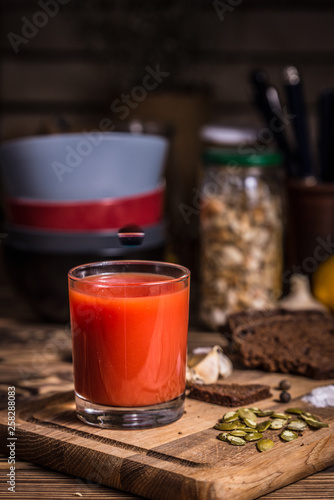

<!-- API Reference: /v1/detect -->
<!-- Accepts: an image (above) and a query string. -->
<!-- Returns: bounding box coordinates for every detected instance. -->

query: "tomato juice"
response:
[69,271,190,408]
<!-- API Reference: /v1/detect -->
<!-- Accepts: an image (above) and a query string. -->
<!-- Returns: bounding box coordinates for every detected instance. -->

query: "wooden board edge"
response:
[0,422,125,490]
[1,418,334,500]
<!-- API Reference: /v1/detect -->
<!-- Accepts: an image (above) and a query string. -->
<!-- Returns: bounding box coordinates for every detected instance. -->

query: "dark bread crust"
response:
[227,309,329,330]
[186,383,271,407]
[228,309,334,379]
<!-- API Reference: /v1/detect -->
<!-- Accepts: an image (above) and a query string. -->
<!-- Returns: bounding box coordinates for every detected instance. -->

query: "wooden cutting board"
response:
[1,370,333,500]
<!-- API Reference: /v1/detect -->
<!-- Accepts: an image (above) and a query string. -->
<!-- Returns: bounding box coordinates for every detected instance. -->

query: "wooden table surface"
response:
[0,277,333,500]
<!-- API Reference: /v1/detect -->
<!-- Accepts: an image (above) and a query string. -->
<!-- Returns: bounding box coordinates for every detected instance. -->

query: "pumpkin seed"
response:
[214,422,239,431]
[285,408,304,415]
[300,415,329,428]
[217,432,229,442]
[244,432,263,442]
[303,411,320,420]
[248,407,261,413]
[286,419,307,432]
[227,435,246,446]
[242,417,257,428]
[270,419,286,430]
[280,430,298,441]
[214,405,329,450]
[222,411,239,422]
[257,420,271,432]
[235,422,247,429]
[257,410,274,417]
[238,408,257,422]
[271,412,290,420]
[230,430,247,437]
[257,438,275,452]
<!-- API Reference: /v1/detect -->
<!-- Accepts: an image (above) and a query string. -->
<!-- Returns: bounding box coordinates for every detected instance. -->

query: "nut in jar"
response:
[199,149,284,330]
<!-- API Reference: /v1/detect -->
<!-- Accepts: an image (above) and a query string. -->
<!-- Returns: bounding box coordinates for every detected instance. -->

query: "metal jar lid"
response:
[200,125,260,147]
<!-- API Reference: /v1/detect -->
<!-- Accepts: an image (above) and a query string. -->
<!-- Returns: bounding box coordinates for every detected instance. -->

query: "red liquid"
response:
[69,272,189,407]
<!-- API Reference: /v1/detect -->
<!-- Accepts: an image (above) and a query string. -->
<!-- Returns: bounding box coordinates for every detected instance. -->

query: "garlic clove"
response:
[216,345,233,378]
[186,345,233,384]
[279,274,329,312]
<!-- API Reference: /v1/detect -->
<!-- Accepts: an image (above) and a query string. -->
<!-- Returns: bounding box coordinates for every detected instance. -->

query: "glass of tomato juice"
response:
[68,260,190,429]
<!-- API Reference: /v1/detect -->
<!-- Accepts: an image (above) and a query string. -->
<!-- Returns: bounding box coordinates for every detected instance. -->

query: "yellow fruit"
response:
[312,255,334,312]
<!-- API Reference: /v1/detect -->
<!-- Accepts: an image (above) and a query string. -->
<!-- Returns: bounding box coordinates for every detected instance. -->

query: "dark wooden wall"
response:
[0,0,334,291]
[1,0,334,141]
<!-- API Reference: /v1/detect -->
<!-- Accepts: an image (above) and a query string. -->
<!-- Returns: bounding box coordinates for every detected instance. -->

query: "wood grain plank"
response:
[2,9,334,53]
[1,455,334,500]
[2,0,334,8]
[1,373,333,500]
[1,13,85,51]
[0,456,140,499]
[2,59,332,108]
[0,61,122,102]
[198,10,334,53]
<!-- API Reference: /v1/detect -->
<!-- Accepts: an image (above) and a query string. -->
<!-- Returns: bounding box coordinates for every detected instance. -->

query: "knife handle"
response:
[250,69,296,177]
[283,66,314,179]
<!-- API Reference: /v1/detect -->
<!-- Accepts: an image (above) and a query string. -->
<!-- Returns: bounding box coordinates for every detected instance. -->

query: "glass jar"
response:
[199,148,285,330]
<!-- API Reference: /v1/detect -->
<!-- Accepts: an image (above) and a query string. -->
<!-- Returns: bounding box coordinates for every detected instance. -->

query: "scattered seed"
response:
[270,419,286,430]
[222,411,239,422]
[214,422,239,431]
[257,438,275,452]
[243,417,258,429]
[300,414,329,428]
[230,430,247,437]
[285,408,304,415]
[271,412,290,420]
[227,435,246,446]
[303,411,319,420]
[215,406,329,451]
[286,420,308,432]
[257,420,271,432]
[280,430,298,441]
[249,407,261,413]
[244,432,263,442]
[235,422,247,429]
[217,432,229,442]
[238,408,257,422]
[257,410,274,417]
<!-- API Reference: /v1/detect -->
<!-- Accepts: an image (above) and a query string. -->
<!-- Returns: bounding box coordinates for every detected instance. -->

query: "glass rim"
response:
[68,260,191,287]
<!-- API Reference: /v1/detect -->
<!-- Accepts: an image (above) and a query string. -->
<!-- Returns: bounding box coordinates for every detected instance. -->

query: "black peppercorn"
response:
[280,390,291,403]
[278,379,291,391]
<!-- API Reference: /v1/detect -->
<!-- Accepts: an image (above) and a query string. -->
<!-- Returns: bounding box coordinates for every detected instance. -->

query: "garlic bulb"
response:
[186,345,233,384]
[279,274,328,312]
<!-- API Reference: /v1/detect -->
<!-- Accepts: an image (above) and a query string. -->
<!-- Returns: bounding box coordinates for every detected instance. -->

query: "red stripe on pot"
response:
[6,186,164,232]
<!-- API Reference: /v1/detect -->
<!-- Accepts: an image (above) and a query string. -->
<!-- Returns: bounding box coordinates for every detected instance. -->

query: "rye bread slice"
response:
[186,383,271,407]
[228,309,334,379]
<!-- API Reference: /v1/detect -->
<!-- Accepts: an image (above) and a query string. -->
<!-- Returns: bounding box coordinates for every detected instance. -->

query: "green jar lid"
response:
[202,148,283,167]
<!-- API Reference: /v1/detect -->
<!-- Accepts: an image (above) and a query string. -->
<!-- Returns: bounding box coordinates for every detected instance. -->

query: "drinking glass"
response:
[68,260,190,429]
